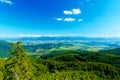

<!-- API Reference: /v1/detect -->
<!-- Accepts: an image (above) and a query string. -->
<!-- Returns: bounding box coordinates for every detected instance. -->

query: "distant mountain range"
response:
[1,36,120,41]
[0,37,120,57]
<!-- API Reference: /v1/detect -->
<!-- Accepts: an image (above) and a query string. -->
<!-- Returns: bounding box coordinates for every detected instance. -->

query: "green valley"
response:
[0,39,120,80]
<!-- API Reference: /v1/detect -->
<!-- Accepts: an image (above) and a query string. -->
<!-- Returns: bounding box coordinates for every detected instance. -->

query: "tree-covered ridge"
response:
[0,42,120,80]
[40,49,120,68]
[0,40,10,57]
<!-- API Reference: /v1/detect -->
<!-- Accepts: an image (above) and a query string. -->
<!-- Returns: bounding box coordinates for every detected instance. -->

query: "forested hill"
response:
[0,40,10,57]
[0,42,120,80]
[101,47,120,56]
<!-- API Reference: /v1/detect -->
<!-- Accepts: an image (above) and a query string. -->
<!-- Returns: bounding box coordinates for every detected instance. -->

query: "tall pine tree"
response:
[4,41,34,80]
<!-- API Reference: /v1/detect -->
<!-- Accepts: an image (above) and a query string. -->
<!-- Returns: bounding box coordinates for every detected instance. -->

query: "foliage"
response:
[3,42,34,80]
[41,50,120,68]
[0,40,10,57]
[0,41,120,80]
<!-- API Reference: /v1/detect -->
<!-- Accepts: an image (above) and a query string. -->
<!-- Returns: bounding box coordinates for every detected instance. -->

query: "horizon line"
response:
[0,34,120,38]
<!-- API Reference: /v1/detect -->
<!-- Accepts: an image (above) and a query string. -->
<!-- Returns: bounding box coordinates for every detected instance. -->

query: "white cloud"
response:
[63,10,73,15]
[0,0,12,4]
[56,8,82,22]
[56,18,63,21]
[72,9,81,15]
[78,19,83,22]
[64,18,75,22]
[63,8,81,15]
[19,34,63,37]
[56,18,76,22]
[20,34,42,37]
[56,18,83,22]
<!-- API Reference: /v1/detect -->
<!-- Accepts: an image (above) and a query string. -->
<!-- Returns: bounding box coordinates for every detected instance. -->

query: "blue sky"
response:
[0,0,120,37]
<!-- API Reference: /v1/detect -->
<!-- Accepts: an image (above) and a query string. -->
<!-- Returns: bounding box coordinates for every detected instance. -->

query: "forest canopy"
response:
[0,41,120,80]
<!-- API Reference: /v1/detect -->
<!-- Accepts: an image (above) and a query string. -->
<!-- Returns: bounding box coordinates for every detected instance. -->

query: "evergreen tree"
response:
[4,41,34,80]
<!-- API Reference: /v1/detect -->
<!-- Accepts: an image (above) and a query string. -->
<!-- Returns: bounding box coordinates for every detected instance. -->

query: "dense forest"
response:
[0,41,120,80]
